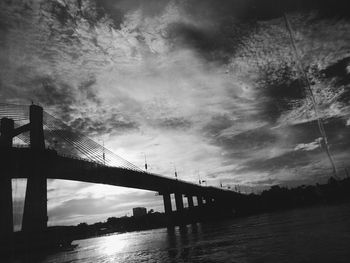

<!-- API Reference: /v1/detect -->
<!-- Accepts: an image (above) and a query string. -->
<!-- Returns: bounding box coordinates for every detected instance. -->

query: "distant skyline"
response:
[1,0,349,227]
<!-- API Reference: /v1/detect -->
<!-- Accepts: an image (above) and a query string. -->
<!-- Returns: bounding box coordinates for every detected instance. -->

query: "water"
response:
[10,203,350,263]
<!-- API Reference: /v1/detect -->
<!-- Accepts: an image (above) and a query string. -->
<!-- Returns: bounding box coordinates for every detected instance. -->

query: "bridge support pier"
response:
[0,118,14,250]
[22,173,48,233]
[175,193,184,211]
[175,193,185,225]
[162,193,173,226]
[22,105,48,233]
[197,196,204,207]
[205,197,213,205]
[204,197,214,210]
[187,195,194,208]
[163,193,172,215]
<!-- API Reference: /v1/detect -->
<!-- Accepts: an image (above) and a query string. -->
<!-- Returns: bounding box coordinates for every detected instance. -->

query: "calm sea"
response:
[9,202,350,263]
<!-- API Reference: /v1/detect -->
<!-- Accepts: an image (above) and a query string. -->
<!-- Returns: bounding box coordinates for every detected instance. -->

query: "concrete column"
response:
[187,195,194,208]
[0,118,14,246]
[175,193,184,211]
[163,193,173,226]
[197,196,203,207]
[22,173,48,232]
[163,193,172,215]
[22,105,48,233]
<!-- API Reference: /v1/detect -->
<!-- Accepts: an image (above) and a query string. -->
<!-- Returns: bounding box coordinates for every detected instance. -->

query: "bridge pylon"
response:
[22,105,48,233]
[0,118,15,249]
[1,105,49,238]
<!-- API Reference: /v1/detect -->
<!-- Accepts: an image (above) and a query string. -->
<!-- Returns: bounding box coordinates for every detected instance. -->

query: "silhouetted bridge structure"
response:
[0,103,239,246]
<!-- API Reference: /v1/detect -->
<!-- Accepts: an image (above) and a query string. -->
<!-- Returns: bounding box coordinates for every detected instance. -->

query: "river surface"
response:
[10,203,350,263]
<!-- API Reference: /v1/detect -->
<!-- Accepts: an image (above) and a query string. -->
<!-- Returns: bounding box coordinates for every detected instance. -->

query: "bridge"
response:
[0,103,239,246]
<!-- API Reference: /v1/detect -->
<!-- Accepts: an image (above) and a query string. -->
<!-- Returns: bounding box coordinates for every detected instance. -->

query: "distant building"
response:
[132,207,147,217]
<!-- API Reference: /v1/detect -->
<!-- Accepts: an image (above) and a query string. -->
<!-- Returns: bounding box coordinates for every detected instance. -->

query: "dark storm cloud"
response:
[183,0,350,21]
[96,0,171,19]
[181,0,350,183]
[69,113,139,135]
[235,117,350,174]
[41,0,117,27]
[156,116,192,130]
[158,0,349,60]
[321,118,350,151]
[237,149,318,174]
[202,112,350,187]
[4,0,350,227]
[3,0,347,134]
[321,57,350,102]
[202,115,279,159]
[227,126,277,149]
[31,77,76,106]
[27,76,104,129]
[78,77,100,103]
[85,0,348,64]
[203,114,235,137]
[248,178,278,186]
[256,62,306,122]
[166,21,255,62]
[1,2,103,112]
[49,0,75,25]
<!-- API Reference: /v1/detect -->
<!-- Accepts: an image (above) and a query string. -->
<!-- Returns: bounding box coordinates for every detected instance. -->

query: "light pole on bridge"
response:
[197,170,201,185]
[141,152,148,172]
[98,138,106,165]
[102,140,105,165]
[170,162,178,180]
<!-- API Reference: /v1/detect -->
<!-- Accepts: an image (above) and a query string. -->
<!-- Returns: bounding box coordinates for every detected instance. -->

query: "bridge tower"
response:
[0,118,15,248]
[22,105,48,233]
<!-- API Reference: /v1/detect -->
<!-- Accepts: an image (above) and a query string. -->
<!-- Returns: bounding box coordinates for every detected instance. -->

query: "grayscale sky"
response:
[1,0,349,228]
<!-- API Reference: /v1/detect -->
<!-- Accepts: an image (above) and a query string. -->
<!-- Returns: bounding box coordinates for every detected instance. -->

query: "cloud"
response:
[69,113,139,136]
[2,0,350,226]
[294,138,321,151]
[155,116,192,130]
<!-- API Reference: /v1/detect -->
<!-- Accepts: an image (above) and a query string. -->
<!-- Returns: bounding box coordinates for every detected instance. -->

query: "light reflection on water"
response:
[12,203,350,263]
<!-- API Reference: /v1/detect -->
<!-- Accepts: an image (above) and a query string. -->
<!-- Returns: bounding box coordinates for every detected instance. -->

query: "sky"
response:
[1,0,349,228]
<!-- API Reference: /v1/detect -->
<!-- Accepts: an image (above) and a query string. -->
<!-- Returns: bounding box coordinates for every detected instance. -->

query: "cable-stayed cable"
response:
[42,111,142,171]
[0,103,143,171]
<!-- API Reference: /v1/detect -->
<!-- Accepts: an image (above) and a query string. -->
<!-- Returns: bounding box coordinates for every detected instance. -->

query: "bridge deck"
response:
[8,147,237,198]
